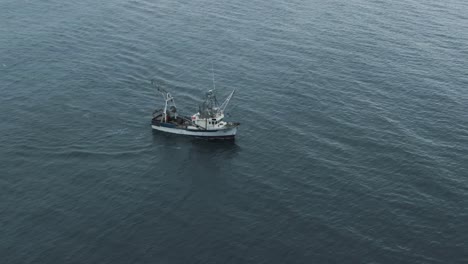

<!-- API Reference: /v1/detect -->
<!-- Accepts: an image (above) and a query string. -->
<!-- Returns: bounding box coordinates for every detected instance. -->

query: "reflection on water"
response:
[190,139,240,156]
[152,130,240,156]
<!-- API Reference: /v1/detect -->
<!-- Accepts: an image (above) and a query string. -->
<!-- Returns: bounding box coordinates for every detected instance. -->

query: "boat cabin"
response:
[190,112,227,130]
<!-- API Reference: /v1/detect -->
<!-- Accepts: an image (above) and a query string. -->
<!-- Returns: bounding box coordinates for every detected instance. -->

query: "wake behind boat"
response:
[151,80,240,139]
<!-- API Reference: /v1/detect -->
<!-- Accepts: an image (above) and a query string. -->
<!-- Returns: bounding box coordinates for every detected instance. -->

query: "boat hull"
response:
[151,125,237,139]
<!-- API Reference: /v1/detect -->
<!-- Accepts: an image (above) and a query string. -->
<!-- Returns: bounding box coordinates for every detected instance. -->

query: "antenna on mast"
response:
[211,63,216,91]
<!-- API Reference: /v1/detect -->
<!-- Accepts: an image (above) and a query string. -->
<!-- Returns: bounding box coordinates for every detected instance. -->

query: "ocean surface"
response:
[1,0,468,263]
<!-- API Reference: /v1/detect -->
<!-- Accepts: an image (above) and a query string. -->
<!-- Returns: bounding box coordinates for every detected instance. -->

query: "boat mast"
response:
[152,79,175,123]
[211,63,216,91]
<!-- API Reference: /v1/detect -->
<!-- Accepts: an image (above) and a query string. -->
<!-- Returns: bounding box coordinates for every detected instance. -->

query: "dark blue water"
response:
[1,0,468,263]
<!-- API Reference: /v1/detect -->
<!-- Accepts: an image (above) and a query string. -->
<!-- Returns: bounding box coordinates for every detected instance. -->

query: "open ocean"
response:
[1,0,468,263]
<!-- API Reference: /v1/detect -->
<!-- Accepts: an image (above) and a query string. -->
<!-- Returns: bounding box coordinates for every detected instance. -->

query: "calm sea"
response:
[1,0,467,263]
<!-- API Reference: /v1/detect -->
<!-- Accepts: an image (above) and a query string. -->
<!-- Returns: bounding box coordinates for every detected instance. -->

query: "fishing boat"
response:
[151,80,240,139]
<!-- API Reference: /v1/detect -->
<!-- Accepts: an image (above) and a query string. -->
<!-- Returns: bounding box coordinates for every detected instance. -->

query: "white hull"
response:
[152,125,237,138]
